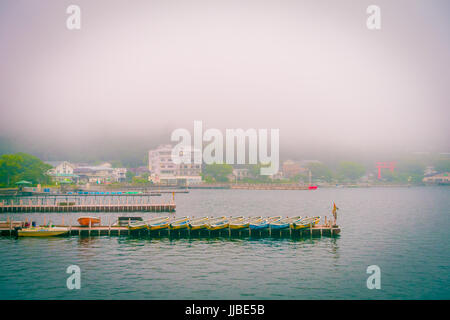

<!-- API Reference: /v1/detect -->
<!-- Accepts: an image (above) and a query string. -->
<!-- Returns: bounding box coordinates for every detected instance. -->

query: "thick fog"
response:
[0,0,449,162]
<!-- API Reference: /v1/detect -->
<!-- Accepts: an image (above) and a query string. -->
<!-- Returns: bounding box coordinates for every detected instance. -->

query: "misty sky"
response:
[0,0,449,161]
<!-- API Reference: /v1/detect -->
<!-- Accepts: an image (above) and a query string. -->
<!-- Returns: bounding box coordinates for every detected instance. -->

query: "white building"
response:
[148,145,202,184]
[46,161,79,182]
[113,168,127,182]
[47,161,76,175]
[149,145,178,177]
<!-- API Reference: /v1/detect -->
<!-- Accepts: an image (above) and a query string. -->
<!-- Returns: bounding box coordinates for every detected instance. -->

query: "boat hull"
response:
[249,223,269,230]
[189,224,208,231]
[78,217,101,227]
[128,223,148,231]
[148,223,169,231]
[229,223,249,230]
[18,227,69,237]
[270,224,290,230]
[170,223,188,230]
[292,217,320,230]
[207,223,229,231]
[169,217,190,230]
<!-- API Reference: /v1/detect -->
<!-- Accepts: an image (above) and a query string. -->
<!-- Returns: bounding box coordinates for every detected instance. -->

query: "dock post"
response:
[89,219,91,236]
[9,217,12,236]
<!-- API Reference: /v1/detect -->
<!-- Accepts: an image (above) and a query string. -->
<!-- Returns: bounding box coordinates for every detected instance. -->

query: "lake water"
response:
[0,187,449,299]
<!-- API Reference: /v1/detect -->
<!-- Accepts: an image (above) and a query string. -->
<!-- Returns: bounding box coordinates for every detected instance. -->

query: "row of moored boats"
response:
[14,216,321,237]
[128,216,321,232]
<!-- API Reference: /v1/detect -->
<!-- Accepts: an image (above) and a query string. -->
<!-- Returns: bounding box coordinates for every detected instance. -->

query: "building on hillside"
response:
[176,146,202,177]
[74,166,117,184]
[46,161,76,175]
[423,172,450,185]
[424,166,437,176]
[113,168,127,182]
[149,145,177,177]
[46,161,79,183]
[148,145,202,185]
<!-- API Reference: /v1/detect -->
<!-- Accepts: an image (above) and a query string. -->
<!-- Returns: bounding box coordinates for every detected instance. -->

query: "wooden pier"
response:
[0,224,340,238]
[0,203,176,213]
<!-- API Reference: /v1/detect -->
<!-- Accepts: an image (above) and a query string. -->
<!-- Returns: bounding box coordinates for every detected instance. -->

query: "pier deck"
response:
[0,224,340,238]
[0,203,176,213]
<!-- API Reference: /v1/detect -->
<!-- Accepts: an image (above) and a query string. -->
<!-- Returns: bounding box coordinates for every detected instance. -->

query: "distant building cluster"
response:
[423,172,450,185]
[147,145,323,185]
[46,161,127,184]
[148,145,202,185]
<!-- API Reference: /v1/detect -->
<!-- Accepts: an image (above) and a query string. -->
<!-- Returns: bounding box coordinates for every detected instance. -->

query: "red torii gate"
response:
[376,162,396,179]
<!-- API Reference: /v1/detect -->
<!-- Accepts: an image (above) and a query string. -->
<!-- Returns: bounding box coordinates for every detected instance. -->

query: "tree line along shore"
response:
[1,152,449,189]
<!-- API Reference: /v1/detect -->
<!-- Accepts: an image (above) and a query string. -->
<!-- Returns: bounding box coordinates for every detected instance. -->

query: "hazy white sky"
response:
[0,0,449,157]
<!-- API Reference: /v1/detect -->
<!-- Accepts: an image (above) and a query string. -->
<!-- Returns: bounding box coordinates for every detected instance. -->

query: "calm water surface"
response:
[0,187,449,299]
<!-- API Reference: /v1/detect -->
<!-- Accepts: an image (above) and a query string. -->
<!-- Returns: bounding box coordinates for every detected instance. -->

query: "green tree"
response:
[203,163,233,182]
[0,154,22,185]
[306,163,333,182]
[125,170,135,182]
[337,161,366,182]
[0,153,52,187]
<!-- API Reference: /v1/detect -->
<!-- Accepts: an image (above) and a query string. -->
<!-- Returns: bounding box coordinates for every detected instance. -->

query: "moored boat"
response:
[78,216,101,227]
[206,216,229,231]
[269,216,302,230]
[249,216,269,230]
[188,216,209,230]
[291,216,321,230]
[18,226,69,237]
[147,216,170,231]
[229,217,250,230]
[128,220,148,231]
[169,216,190,230]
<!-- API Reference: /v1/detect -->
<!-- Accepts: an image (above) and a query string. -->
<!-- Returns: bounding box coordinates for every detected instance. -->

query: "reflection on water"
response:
[0,187,449,299]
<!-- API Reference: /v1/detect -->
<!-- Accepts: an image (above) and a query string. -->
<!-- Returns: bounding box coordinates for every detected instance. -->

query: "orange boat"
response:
[78,216,101,226]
